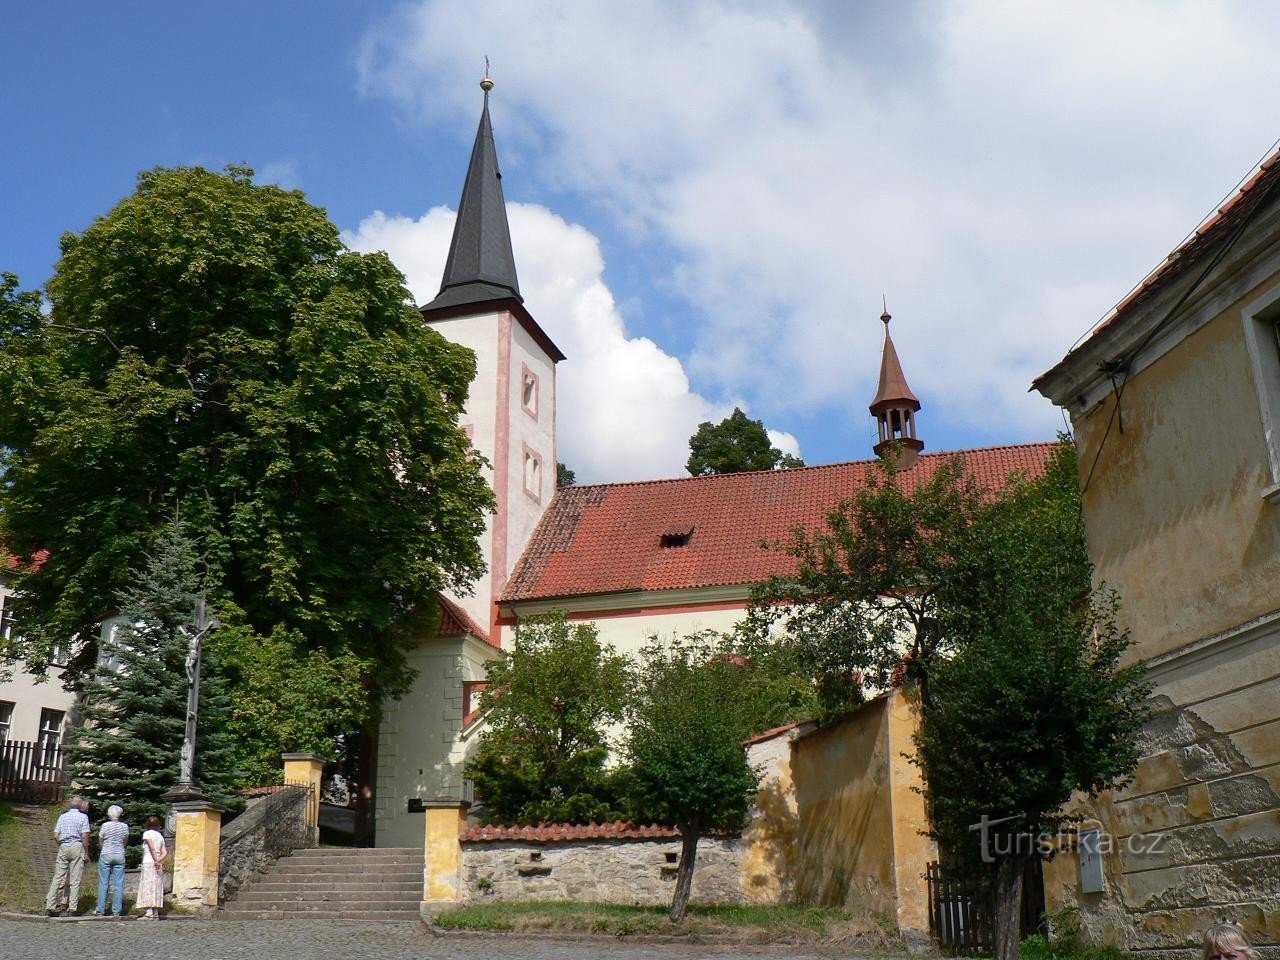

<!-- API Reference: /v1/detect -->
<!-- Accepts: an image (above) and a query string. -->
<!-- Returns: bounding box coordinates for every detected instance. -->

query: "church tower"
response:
[376,76,563,847]
[420,73,564,643]
[869,308,923,468]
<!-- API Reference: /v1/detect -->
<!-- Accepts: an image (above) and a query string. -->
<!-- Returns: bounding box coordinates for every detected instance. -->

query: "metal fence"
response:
[0,739,67,803]
[926,858,1046,955]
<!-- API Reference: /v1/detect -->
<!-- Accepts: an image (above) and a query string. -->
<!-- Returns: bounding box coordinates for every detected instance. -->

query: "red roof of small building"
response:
[436,592,489,643]
[503,442,1058,604]
[463,820,680,843]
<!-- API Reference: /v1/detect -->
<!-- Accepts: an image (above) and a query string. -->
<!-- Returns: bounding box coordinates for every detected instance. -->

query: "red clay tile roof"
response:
[437,592,489,643]
[232,784,289,797]
[1035,146,1280,385]
[743,722,804,746]
[3,550,47,573]
[463,821,680,843]
[503,443,1058,603]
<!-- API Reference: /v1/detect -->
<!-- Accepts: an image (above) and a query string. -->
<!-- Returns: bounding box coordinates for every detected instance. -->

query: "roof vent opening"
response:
[659,526,694,549]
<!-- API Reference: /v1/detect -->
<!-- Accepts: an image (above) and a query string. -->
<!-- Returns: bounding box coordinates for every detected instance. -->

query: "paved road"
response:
[0,918,867,960]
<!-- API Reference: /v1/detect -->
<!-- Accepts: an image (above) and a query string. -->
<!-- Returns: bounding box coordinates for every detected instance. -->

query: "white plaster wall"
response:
[502,320,557,603]
[422,311,501,634]
[566,605,747,660]
[376,636,498,848]
[0,579,75,743]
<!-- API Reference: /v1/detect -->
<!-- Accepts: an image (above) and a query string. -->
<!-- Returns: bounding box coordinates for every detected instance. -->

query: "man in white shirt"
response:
[45,795,92,916]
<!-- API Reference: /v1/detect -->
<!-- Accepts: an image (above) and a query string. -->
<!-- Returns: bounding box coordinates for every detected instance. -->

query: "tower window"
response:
[521,364,539,420]
[523,446,543,503]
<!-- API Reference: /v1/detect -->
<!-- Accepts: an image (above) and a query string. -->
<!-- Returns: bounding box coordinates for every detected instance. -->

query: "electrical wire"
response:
[1080,157,1280,494]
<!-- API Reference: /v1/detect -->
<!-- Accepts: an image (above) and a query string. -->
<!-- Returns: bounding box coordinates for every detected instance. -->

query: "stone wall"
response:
[460,836,746,906]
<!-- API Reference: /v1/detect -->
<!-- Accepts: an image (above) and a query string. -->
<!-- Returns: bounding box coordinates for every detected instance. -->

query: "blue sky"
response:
[5,3,1280,482]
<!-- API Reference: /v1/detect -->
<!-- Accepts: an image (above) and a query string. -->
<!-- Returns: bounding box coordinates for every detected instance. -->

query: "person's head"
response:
[1203,922,1257,960]
[143,816,162,830]
[107,805,123,821]
[68,794,85,812]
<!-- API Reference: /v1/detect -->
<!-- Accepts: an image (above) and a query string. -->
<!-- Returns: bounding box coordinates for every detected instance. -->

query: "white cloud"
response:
[343,203,769,483]
[255,159,301,191]
[355,0,1280,453]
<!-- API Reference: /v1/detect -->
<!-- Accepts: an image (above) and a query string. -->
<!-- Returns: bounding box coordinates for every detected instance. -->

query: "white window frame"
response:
[38,708,64,767]
[0,701,13,745]
[1240,283,1280,503]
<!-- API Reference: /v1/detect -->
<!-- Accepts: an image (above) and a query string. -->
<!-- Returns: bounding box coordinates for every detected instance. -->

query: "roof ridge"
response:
[560,440,1061,491]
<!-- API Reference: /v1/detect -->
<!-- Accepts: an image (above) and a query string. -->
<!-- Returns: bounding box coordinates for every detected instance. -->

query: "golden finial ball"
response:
[480,76,494,92]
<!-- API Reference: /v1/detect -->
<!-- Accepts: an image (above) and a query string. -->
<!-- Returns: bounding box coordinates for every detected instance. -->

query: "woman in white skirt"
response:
[137,816,167,918]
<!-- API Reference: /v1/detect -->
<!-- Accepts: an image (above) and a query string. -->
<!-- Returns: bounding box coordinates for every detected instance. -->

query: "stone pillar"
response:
[170,800,224,912]
[281,752,325,843]
[422,800,470,916]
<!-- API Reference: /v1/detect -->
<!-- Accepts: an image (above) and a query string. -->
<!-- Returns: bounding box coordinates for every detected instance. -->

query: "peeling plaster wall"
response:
[1056,288,1280,956]
[1043,623,1280,957]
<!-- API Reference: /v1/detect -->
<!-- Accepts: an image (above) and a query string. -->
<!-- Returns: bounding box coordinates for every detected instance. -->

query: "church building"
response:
[374,79,1057,847]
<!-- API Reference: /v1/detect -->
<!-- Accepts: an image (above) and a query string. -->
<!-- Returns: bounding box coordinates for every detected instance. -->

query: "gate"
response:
[0,739,67,803]
[927,857,1045,955]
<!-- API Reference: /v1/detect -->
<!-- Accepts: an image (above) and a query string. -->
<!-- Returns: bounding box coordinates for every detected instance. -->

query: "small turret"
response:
[869,307,923,468]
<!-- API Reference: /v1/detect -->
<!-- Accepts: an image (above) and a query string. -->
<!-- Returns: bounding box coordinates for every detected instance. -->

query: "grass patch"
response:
[1019,908,1136,960]
[433,900,898,944]
[0,802,39,912]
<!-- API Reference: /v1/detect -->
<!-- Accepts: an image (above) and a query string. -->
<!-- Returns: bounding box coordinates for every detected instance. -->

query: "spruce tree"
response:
[68,521,238,825]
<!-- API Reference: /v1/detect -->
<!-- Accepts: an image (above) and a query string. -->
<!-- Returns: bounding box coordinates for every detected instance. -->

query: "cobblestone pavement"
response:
[0,918,868,960]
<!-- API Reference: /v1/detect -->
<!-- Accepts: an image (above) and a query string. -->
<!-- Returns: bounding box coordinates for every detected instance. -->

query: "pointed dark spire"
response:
[424,73,522,312]
[869,308,924,464]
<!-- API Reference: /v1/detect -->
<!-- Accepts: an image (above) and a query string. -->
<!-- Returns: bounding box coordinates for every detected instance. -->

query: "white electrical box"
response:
[1079,828,1105,893]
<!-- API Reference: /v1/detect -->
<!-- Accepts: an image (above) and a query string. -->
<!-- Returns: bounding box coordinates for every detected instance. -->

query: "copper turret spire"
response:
[869,306,923,467]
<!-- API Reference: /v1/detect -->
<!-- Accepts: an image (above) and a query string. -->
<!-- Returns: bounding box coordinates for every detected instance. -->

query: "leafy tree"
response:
[465,613,629,824]
[556,461,576,487]
[210,623,369,787]
[686,407,804,476]
[625,633,797,921]
[742,453,987,719]
[915,447,1149,960]
[0,166,493,763]
[67,521,240,825]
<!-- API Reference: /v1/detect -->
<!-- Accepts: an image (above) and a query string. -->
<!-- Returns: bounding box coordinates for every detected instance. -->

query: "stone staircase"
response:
[220,847,423,921]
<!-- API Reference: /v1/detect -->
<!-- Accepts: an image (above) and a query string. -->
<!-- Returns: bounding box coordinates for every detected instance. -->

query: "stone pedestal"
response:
[171,800,224,912]
[422,800,470,914]
[281,752,325,842]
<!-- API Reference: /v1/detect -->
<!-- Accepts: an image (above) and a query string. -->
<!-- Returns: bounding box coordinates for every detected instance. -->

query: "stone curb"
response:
[418,922,913,952]
[0,911,199,923]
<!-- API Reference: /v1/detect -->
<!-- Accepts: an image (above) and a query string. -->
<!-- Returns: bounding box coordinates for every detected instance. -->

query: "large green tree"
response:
[465,613,630,824]
[686,407,804,476]
[0,166,493,752]
[915,448,1149,960]
[67,521,239,824]
[625,633,799,921]
[741,452,986,719]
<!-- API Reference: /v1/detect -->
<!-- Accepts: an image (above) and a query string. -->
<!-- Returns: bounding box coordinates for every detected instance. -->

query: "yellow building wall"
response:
[1073,286,1280,666]
[1055,275,1280,956]
[740,725,805,903]
[787,689,933,932]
